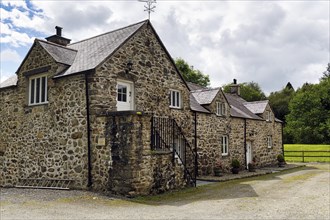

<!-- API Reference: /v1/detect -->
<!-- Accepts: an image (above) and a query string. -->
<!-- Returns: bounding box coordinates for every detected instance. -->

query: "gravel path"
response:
[1,163,329,220]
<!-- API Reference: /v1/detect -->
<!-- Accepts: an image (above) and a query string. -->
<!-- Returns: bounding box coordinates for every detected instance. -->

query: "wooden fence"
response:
[284,150,330,162]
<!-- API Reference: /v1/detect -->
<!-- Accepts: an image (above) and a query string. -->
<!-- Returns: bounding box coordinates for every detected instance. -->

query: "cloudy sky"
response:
[0,0,329,94]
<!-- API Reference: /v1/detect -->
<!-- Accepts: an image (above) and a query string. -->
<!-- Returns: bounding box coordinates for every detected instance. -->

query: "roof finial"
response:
[138,0,156,20]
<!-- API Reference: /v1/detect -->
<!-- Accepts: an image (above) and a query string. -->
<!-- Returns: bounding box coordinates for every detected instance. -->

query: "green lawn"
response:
[284,144,330,163]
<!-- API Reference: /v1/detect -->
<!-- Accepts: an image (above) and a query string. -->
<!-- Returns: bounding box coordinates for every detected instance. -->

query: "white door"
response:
[246,141,253,169]
[116,81,134,111]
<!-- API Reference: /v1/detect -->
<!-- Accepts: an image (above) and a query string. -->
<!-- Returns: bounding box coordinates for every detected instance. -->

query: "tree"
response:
[321,63,330,81]
[284,78,330,144]
[223,81,266,102]
[175,58,210,87]
[268,82,295,124]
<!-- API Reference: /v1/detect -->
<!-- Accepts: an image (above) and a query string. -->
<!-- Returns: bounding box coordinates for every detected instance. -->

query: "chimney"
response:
[55,26,62,36]
[45,26,71,46]
[230,79,240,96]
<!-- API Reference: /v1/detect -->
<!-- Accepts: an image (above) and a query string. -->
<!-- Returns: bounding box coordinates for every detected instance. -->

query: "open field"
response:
[284,144,330,162]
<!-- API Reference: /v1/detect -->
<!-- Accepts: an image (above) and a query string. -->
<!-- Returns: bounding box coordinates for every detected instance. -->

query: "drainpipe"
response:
[85,73,92,188]
[194,111,198,182]
[281,124,284,156]
[244,119,247,169]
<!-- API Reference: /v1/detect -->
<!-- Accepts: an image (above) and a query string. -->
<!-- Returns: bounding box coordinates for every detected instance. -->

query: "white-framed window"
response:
[221,135,229,156]
[266,111,272,122]
[216,102,226,116]
[267,136,272,148]
[170,89,181,109]
[29,75,48,105]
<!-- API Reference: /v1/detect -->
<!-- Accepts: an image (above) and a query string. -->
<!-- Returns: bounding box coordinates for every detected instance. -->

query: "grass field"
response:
[284,144,330,162]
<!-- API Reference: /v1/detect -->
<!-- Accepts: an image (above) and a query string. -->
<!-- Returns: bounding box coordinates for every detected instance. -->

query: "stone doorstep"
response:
[196,163,305,185]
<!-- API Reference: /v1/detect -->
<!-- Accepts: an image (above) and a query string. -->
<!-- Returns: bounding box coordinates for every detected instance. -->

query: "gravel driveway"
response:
[1,163,329,220]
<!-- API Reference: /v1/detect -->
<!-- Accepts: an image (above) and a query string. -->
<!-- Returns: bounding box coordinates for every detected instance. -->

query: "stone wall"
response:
[107,113,185,196]
[229,117,283,169]
[196,93,283,175]
[0,41,89,188]
[196,90,231,175]
[89,23,195,190]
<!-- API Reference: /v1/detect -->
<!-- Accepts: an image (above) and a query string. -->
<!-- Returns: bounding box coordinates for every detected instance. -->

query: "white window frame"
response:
[266,111,271,121]
[29,74,48,106]
[221,135,229,156]
[170,89,181,109]
[216,102,226,116]
[267,136,272,148]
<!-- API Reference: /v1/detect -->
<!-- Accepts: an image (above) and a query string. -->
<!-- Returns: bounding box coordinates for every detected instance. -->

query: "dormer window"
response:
[29,75,48,105]
[266,111,272,122]
[216,102,226,116]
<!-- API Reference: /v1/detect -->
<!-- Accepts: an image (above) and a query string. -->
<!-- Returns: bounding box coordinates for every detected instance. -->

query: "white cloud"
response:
[0,49,21,62]
[0,1,328,93]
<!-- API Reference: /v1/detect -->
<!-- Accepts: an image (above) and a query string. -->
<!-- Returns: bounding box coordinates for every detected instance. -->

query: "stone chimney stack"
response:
[230,79,240,96]
[45,26,71,46]
[55,26,62,36]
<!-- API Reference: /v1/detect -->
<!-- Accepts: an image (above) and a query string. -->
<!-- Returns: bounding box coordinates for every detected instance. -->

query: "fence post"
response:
[302,151,304,162]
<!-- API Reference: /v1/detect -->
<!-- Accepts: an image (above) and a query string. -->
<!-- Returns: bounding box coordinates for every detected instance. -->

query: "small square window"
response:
[29,75,48,105]
[170,90,181,109]
[221,135,229,156]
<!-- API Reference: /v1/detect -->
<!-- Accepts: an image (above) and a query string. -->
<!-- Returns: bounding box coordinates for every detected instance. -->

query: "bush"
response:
[231,159,240,168]
[277,154,285,162]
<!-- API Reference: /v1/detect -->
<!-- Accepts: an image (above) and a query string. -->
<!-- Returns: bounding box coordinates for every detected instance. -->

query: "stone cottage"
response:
[189,80,283,175]
[0,20,283,196]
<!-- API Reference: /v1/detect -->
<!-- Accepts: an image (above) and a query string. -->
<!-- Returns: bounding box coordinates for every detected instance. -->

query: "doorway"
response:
[116,80,134,111]
[246,141,253,169]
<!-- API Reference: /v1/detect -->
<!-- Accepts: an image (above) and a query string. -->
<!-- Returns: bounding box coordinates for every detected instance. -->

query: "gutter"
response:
[85,73,92,188]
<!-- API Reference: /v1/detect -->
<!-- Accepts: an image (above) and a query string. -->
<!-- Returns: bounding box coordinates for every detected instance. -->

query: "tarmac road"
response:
[1,163,329,220]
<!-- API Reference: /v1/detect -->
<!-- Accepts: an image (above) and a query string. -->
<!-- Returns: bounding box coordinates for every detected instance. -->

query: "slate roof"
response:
[191,88,220,105]
[187,82,206,91]
[189,94,210,113]
[55,20,146,77]
[0,75,17,88]
[224,93,263,120]
[39,40,77,66]
[243,100,269,114]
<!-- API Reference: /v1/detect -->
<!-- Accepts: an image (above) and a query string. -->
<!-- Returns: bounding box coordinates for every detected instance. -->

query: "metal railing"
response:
[151,116,196,186]
[284,150,330,162]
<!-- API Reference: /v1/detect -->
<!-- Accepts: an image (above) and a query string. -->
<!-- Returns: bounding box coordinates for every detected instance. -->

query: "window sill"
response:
[222,153,229,157]
[28,102,49,107]
[170,106,182,110]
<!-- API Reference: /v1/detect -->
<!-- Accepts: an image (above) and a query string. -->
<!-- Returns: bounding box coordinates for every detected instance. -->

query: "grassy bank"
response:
[284,144,330,162]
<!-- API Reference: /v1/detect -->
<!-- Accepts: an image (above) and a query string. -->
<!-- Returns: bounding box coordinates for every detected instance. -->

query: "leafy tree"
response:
[268,82,295,124]
[175,58,210,87]
[284,78,330,144]
[321,63,330,81]
[223,81,266,102]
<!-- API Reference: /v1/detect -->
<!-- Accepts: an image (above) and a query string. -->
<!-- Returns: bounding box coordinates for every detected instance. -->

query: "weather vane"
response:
[138,0,156,20]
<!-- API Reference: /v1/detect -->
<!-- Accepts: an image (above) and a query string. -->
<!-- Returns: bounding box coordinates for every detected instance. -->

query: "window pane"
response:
[36,78,40,103]
[41,77,46,102]
[30,79,35,104]
[172,91,175,106]
[176,91,180,107]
